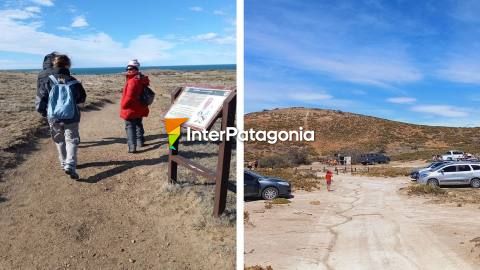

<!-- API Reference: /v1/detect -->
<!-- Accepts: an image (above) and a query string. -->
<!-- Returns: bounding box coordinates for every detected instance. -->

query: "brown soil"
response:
[0,70,236,269]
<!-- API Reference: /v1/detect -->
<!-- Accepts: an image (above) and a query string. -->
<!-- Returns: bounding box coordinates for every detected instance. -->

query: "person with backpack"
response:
[120,59,151,153]
[35,54,86,180]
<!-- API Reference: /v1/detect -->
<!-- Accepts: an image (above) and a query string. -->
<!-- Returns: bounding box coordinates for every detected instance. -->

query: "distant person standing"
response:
[325,170,333,191]
[120,59,150,153]
[36,54,86,179]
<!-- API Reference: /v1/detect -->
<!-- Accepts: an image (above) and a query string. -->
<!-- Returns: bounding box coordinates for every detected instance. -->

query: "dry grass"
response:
[310,200,321,205]
[402,184,480,205]
[244,211,250,224]
[0,70,235,181]
[354,166,412,177]
[405,184,446,195]
[270,198,291,204]
[256,168,323,191]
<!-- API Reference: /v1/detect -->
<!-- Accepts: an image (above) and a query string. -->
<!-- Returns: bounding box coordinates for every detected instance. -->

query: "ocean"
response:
[5,64,236,75]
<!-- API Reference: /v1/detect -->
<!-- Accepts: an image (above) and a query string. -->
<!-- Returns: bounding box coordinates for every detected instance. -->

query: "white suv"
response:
[418,163,480,188]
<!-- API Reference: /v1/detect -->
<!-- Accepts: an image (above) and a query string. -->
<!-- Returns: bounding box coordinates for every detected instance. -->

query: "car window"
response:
[458,165,471,172]
[472,165,480,171]
[471,165,480,170]
[442,166,456,172]
[453,151,463,155]
[445,152,451,155]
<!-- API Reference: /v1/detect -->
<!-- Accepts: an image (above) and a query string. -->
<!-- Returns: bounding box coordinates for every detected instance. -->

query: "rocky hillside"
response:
[245,107,480,161]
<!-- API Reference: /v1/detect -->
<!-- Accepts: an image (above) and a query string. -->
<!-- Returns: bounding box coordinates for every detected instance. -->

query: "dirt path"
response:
[0,99,235,269]
[245,175,480,269]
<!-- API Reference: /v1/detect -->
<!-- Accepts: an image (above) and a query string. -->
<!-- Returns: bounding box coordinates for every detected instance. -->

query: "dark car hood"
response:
[260,177,289,184]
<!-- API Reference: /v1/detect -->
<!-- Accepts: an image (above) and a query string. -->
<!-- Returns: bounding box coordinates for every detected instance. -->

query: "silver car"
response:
[417,162,480,188]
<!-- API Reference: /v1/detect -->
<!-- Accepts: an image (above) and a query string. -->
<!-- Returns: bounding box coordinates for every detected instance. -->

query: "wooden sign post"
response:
[167,86,236,217]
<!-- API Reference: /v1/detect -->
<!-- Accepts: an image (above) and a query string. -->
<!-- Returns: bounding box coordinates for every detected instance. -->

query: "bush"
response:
[258,148,310,168]
[406,184,446,195]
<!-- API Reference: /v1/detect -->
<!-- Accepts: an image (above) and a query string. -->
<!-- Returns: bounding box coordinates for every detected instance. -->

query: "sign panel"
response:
[164,87,232,130]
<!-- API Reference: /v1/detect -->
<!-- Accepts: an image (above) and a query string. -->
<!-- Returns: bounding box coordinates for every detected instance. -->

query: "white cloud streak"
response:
[411,105,469,118]
[386,97,417,104]
[71,15,88,28]
[31,0,54,7]
[189,6,203,12]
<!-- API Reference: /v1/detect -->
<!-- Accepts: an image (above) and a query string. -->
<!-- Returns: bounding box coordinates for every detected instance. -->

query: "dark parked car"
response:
[359,153,390,165]
[244,170,292,200]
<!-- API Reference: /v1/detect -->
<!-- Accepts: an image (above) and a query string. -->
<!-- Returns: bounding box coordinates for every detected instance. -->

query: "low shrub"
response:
[406,184,446,195]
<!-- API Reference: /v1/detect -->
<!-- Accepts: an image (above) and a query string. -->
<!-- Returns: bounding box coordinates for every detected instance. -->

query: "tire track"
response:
[322,180,362,270]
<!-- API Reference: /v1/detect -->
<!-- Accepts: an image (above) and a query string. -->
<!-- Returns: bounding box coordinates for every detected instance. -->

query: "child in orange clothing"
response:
[325,170,333,191]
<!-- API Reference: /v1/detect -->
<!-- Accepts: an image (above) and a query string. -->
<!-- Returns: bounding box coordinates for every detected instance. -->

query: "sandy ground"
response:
[0,70,236,269]
[245,175,480,270]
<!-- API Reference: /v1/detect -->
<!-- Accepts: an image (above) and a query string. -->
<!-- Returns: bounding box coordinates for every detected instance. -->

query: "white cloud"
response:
[193,32,235,45]
[194,32,218,41]
[411,105,469,118]
[31,0,54,7]
[189,6,203,12]
[438,62,480,84]
[25,6,41,13]
[71,15,88,28]
[0,4,235,68]
[57,26,71,31]
[213,10,226,16]
[0,7,174,67]
[386,97,417,104]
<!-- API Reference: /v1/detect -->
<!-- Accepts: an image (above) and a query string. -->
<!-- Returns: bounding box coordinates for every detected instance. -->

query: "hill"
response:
[245,107,480,162]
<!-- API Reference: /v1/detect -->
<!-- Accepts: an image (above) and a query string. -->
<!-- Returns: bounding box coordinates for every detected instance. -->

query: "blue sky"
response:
[245,0,480,127]
[0,0,235,68]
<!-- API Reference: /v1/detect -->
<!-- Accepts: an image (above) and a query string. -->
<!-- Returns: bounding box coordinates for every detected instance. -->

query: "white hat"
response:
[127,59,140,68]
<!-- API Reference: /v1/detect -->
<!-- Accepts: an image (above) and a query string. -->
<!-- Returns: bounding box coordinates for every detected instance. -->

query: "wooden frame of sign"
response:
[167,86,236,217]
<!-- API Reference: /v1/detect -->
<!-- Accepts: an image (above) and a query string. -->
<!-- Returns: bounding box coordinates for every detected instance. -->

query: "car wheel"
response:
[471,178,480,188]
[427,179,439,187]
[262,187,279,200]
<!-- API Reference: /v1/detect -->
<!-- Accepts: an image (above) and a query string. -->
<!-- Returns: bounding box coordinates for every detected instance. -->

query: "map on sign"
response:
[164,87,233,130]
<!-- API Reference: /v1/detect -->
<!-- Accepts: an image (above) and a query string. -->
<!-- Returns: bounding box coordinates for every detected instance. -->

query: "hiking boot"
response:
[64,166,79,180]
[128,145,137,153]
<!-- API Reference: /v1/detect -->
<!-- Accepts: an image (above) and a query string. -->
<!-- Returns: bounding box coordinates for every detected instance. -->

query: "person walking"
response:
[36,54,86,179]
[120,59,150,153]
[325,170,333,191]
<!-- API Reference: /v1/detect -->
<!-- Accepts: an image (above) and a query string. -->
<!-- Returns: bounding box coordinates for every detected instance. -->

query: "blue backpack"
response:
[47,75,78,120]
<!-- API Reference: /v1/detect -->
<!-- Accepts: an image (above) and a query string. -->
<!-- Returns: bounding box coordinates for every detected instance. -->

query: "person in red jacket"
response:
[325,170,333,191]
[120,59,150,153]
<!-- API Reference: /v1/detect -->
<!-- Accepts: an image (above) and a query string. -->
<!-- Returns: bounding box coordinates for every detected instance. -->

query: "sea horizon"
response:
[1,64,236,75]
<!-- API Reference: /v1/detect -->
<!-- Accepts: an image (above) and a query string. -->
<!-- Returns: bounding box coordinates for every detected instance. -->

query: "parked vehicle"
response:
[417,162,480,188]
[410,161,451,180]
[441,150,465,161]
[244,170,292,200]
[359,153,390,165]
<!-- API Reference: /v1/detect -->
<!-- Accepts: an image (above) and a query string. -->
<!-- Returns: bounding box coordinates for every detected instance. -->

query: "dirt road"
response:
[0,95,235,269]
[245,175,480,270]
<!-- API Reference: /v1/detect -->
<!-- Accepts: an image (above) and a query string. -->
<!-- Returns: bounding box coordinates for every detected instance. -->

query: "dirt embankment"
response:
[0,70,237,269]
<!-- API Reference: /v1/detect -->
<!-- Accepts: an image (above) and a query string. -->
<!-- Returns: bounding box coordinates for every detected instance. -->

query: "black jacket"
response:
[35,66,87,124]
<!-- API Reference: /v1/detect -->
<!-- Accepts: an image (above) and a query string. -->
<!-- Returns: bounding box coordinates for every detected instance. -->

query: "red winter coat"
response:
[120,71,150,120]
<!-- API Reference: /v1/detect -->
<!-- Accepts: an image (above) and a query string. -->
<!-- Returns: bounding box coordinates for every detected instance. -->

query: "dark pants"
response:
[125,118,144,147]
